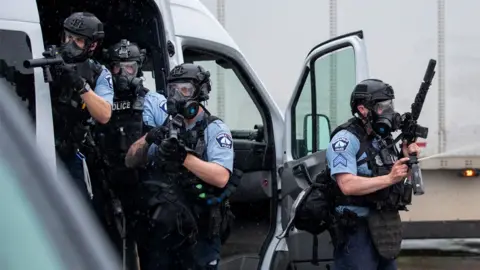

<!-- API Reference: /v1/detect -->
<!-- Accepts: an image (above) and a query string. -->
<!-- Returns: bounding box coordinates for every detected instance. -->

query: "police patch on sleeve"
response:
[215,133,233,149]
[332,137,350,152]
[333,154,347,167]
[159,100,168,113]
[105,74,113,89]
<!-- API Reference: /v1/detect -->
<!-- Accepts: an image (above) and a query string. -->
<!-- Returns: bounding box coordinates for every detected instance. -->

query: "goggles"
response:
[111,61,139,76]
[167,82,196,98]
[62,30,87,48]
[373,100,395,115]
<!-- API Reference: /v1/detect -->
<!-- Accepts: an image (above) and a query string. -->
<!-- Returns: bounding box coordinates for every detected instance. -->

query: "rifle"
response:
[155,114,186,173]
[23,45,64,83]
[168,113,185,142]
[397,59,437,196]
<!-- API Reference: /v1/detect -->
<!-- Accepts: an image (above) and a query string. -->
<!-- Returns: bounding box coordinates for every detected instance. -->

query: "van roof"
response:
[0,0,40,23]
[170,0,241,51]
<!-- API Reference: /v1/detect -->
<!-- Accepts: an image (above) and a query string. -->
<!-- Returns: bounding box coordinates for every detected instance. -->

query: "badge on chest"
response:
[113,100,131,111]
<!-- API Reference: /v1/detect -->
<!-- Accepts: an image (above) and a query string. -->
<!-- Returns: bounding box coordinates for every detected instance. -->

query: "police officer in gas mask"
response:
[54,12,114,202]
[326,79,420,270]
[91,39,168,269]
[125,63,235,270]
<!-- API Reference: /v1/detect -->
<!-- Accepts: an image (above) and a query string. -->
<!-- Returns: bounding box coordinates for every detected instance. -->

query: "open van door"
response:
[0,0,57,173]
[1,0,177,175]
[271,31,370,269]
[155,0,181,67]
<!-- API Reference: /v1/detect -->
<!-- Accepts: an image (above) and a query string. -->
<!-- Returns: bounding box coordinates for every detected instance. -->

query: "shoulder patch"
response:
[215,133,233,149]
[332,137,350,152]
[159,99,167,113]
[105,73,113,89]
[333,154,348,167]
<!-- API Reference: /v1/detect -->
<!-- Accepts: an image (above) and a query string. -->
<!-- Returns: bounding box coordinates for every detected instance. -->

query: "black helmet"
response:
[61,12,104,63]
[104,40,147,93]
[167,63,211,102]
[63,12,104,42]
[350,79,395,115]
[104,39,146,65]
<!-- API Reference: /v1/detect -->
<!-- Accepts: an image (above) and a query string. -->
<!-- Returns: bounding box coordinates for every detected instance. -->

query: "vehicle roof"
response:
[170,0,241,51]
[0,0,40,23]
[0,0,241,53]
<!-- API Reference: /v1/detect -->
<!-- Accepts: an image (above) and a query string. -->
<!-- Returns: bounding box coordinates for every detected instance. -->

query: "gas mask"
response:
[166,81,200,119]
[111,61,140,92]
[60,31,90,64]
[370,100,402,137]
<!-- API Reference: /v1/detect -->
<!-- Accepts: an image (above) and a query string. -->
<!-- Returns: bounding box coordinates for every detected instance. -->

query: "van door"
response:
[272,31,370,269]
[0,3,57,173]
[155,0,181,67]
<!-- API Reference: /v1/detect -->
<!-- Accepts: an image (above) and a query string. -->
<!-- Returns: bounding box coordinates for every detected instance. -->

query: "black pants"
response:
[136,229,221,270]
[136,225,196,270]
[333,221,397,270]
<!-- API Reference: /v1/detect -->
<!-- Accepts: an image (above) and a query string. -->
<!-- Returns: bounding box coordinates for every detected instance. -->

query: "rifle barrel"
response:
[23,57,63,69]
[424,59,437,83]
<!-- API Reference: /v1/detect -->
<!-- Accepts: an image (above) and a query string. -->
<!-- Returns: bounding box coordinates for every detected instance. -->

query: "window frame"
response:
[0,29,36,115]
[182,46,267,134]
[289,67,311,159]
[290,43,356,159]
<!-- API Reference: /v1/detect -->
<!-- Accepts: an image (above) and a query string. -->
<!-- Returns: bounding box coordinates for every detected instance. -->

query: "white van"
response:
[0,0,370,269]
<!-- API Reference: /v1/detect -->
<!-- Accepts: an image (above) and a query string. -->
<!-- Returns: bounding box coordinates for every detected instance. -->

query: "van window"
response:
[183,49,264,131]
[0,157,65,270]
[291,46,356,158]
[314,47,356,129]
[292,72,312,158]
[0,30,36,122]
[142,71,157,92]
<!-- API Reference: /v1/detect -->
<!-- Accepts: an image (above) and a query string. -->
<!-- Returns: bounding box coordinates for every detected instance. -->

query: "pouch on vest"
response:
[293,170,334,235]
[367,209,402,260]
[277,170,334,265]
[220,200,235,244]
[136,180,198,249]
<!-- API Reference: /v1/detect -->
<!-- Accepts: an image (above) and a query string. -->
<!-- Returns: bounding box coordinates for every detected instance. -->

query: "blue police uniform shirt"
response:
[326,130,380,217]
[145,109,234,173]
[143,90,169,127]
[93,66,114,106]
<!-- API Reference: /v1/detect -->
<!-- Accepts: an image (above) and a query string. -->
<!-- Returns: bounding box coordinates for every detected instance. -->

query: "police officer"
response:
[92,39,166,268]
[326,79,420,270]
[125,63,234,270]
[54,12,114,201]
[98,39,163,177]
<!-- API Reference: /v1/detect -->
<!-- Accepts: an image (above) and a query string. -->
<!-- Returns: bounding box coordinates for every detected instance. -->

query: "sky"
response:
[199,0,480,156]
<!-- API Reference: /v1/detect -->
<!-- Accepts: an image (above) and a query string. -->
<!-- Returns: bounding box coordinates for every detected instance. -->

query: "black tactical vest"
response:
[154,114,240,206]
[53,60,104,158]
[330,118,411,211]
[95,86,148,168]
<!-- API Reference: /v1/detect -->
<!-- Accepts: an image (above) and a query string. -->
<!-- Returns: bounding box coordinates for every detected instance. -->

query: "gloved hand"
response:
[59,65,86,92]
[145,126,168,145]
[156,138,187,164]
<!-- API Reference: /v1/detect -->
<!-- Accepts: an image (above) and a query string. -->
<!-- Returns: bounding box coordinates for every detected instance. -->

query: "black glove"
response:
[59,65,85,92]
[157,138,187,164]
[145,126,168,145]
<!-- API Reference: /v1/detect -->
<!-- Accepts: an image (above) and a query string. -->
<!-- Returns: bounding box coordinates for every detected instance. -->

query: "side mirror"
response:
[303,114,331,154]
